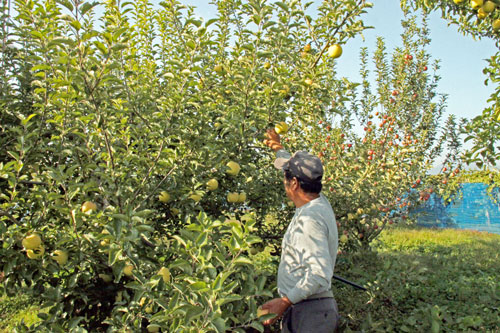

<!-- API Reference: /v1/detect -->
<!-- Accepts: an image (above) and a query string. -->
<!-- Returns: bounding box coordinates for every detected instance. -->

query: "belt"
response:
[304,289,334,300]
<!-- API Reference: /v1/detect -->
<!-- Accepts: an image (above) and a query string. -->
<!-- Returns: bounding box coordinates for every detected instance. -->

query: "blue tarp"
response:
[413,183,500,234]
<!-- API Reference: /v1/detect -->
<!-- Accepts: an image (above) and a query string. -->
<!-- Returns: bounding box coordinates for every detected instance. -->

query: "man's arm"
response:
[260,296,293,326]
[260,128,291,326]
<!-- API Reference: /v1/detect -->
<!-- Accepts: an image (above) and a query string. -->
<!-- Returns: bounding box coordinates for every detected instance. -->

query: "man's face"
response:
[283,175,296,200]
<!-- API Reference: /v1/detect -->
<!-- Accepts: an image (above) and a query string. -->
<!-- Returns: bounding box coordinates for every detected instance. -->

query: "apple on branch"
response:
[226,161,241,176]
[328,44,343,59]
[81,201,97,214]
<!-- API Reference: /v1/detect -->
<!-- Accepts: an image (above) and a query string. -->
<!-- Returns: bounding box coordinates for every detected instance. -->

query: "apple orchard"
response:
[0,0,499,332]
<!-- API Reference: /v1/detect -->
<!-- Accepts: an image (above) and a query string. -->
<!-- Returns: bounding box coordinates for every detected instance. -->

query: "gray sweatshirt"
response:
[276,152,338,304]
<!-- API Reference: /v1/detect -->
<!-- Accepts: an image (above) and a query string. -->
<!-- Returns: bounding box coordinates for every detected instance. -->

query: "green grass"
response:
[335,226,500,332]
[0,292,42,332]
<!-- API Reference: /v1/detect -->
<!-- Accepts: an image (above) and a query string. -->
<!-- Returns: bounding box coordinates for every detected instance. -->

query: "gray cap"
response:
[274,150,323,182]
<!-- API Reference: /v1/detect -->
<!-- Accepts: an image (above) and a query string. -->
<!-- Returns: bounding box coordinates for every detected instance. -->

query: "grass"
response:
[0,292,42,332]
[1,226,499,332]
[335,226,500,332]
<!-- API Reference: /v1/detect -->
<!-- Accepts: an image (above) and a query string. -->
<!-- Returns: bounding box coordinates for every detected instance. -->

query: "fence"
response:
[412,183,500,234]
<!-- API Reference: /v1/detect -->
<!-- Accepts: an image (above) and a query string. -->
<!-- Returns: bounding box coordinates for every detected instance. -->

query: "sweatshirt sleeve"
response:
[285,213,333,304]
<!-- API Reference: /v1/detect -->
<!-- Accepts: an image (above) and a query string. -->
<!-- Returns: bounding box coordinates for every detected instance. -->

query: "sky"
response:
[181,0,498,122]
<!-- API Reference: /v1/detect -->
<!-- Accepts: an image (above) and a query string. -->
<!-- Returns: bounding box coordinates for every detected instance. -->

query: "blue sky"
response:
[182,0,497,122]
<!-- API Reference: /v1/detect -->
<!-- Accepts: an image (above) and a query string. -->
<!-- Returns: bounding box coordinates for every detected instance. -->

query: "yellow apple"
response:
[81,201,97,214]
[303,43,311,52]
[274,121,289,134]
[214,64,223,73]
[238,192,247,203]
[206,178,219,191]
[227,192,240,203]
[22,234,42,249]
[328,44,343,59]
[189,194,202,202]
[263,62,271,69]
[482,0,495,12]
[158,267,170,283]
[99,273,113,282]
[471,0,483,10]
[226,161,241,176]
[26,246,45,259]
[123,264,134,277]
[340,235,348,243]
[304,78,313,86]
[158,191,170,203]
[493,18,500,30]
[214,122,221,128]
[52,250,68,265]
[257,307,269,317]
[279,84,290,96]
[145,305,153,313]
[477,7,488,18]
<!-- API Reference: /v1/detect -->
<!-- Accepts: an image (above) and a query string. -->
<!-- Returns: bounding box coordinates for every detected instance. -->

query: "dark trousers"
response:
[281,297,339,333]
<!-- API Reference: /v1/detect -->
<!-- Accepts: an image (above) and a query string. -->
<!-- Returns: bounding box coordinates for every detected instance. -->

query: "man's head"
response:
[275,151,323,197]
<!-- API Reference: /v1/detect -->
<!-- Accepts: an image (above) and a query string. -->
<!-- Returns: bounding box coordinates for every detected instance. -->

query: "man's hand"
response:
[260,296,293,326]
[263,128,283,152]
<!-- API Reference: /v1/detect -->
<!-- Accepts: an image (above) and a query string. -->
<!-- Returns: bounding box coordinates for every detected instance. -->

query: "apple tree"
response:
[278,14,465,251]
[0,0,372,331]
[401,0,500,184]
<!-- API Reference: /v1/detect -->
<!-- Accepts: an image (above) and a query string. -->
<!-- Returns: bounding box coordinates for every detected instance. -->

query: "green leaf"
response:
[216,294,242,306]
[21,114,37,126]
[113,218,123,240]
[185,305,204,322]
[68,317,85,329]
[80,2,98,15]
[108,245,122,266]
[211,317,226,333]
[262,21,276,30]
[195,232,208,247]
[190,281,207,290]
[30,31,43,39]
[111,43,128,52]
[70,20,82,31]
[57,0,74,11]
[186,18,202,27]
[186,40,196,50]
[233,256,252,266]
[94,41,108,54]
[275,2,289,12]
[249,321,264,332]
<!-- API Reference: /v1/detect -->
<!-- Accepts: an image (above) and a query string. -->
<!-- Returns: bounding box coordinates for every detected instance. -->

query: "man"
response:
[261,129,340,332]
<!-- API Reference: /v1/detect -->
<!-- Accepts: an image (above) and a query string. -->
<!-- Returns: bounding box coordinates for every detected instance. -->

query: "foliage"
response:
[457,169,500,184]
[0,0,372,330]
[335,226,500,332]
[400,0,500,179]
[3,226,499,332]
